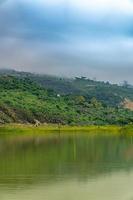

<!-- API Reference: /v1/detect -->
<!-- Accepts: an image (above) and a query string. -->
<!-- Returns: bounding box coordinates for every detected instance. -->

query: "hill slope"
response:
[0,73,132,125]
[0,69,133,107]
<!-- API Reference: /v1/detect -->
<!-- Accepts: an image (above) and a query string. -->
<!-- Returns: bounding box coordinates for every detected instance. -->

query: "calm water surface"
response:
[0,132,133,200]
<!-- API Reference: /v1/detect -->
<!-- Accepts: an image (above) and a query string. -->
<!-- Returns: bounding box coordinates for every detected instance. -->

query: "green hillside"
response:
[0,70,132,125]
[0,69,133,107]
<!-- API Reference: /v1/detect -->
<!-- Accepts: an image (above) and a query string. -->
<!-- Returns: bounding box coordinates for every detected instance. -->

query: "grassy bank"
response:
[0,124,133,135]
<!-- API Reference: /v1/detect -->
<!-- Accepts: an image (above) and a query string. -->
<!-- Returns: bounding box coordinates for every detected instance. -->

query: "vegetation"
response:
[0,69,133,125]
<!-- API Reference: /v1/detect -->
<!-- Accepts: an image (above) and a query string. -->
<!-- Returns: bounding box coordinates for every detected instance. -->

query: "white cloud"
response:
[23,0,133,14]
[72,0,133,12]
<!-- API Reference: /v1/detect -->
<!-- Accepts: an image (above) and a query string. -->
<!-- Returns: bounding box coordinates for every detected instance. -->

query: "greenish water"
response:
[0,132,133,200]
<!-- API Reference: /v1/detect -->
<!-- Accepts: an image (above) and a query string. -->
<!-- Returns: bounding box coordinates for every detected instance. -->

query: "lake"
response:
[0,131,133,200]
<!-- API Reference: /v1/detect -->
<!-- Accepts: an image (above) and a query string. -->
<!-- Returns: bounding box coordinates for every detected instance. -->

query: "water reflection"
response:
[0,132,133,199]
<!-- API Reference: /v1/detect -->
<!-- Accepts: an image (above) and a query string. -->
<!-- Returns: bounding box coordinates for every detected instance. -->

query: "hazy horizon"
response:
[0,0,133,84]
[0,67,132,86]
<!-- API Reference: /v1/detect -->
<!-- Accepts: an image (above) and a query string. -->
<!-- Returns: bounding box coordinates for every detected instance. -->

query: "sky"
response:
[0,0,133,83]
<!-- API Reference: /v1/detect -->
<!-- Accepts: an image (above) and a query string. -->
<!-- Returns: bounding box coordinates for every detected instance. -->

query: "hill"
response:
[0,69,133,107]
[0,69,132,125]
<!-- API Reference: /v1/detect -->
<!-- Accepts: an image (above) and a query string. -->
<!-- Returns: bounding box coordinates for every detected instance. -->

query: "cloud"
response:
[0,0,133,83]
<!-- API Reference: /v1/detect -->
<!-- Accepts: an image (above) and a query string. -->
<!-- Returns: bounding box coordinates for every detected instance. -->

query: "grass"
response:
[0,123,133,135]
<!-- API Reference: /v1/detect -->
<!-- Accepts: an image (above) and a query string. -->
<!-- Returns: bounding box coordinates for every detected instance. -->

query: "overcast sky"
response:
[0,0,133,83]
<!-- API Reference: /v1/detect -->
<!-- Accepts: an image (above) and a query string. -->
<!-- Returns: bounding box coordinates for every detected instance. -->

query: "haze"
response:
[0,0,133,83]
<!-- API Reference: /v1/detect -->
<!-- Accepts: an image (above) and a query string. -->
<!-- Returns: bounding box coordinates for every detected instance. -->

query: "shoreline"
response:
[0,124,133,135]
